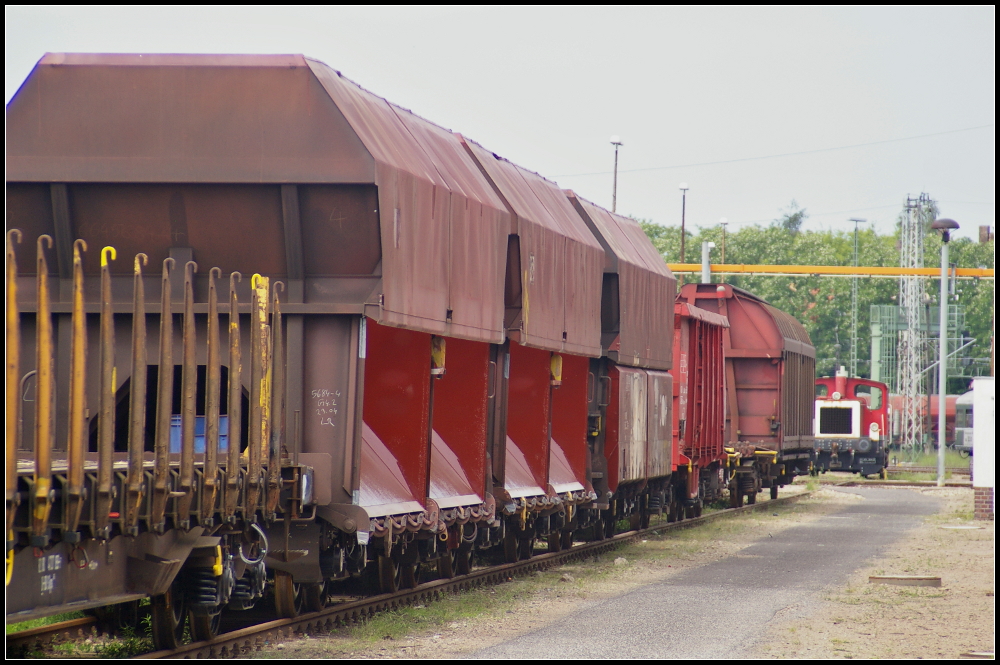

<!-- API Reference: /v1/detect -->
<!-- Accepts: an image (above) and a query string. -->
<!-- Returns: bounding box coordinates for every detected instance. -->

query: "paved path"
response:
[474,487,939,659]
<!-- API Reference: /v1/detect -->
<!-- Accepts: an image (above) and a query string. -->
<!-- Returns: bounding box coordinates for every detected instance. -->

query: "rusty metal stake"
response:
[224,273,242,522]
[201,268,222,526]
[124,254,149,535]
[6,230,23,541]
[176,261,198,529]
[64,240,89,538]
[31,235,55,547]
[94,246,117,540]
[246,274,269,520]
[151,258,176,532]
[266,282,285,516]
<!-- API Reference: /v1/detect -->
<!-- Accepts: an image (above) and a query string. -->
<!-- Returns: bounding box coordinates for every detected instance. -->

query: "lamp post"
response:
[719,218,728,263]
[848,218,866,377]
[931,217,959,487]
[679,183,689,263]
[701,241,716,283]
[610,136,622,212]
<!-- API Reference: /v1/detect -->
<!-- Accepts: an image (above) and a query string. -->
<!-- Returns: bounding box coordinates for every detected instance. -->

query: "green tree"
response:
[776,200,808,235]
[639,203,994,385]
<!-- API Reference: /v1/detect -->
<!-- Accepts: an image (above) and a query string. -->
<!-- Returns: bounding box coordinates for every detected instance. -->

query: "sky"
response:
[5,6,995,241]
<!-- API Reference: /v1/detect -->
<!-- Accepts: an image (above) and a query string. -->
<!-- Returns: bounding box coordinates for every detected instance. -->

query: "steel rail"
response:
[6,616,100,654]
[137,491,814,659]
[885,465,969,474]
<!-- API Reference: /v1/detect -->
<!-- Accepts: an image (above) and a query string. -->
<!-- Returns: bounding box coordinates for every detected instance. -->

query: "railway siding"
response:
[137,489,818,658]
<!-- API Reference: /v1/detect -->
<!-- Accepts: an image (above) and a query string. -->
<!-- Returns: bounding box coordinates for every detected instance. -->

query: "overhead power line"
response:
[554,123,995,178]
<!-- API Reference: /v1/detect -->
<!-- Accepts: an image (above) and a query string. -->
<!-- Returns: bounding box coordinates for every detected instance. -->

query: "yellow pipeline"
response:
[6,230,22,538]
[667,263,993,279]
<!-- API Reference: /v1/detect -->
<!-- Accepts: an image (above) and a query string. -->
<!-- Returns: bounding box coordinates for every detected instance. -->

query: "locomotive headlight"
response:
[869,422,880,441]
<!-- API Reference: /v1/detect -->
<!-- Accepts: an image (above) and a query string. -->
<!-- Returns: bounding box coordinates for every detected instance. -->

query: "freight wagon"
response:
[6,53,814,648]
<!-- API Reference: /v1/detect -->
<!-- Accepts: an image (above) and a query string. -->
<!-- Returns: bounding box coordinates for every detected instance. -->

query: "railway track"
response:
[885,466,970,475]
[128,491,815,659]
[6,616,100,655]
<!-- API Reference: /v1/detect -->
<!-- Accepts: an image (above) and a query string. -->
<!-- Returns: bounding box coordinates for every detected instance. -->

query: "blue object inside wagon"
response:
[169,415,229,454]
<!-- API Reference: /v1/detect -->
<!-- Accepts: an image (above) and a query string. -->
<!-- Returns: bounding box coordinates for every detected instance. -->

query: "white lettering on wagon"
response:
[37,554,63,594]
[311,388,341,428]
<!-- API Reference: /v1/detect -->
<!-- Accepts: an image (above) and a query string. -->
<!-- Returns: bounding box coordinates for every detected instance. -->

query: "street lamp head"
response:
[931,217,959,242]
[848,218,866,224]
[679,182,689,192]
[610,135,622,146]
[720,217,728,225]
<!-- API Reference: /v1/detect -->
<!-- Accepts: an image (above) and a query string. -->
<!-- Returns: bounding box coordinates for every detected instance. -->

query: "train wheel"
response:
[694,500,703,518]
[439,544,472,578]
[274,570,305,618]
[503,526,520,562]
[151,584,187,650]
[189,611,222,642]
[747,491,757,505]
[729,487,743,508]
[454,545,472,575]
[604,513,617,539]
[377,553,400,594]
[399,560,420,589]
[770,486,779,500]
[438,550,456,578]
[518,535,534,560]
[547,531,562,553]
[304,581,328,612]
[592,518,606,541]
[561,529,574,551]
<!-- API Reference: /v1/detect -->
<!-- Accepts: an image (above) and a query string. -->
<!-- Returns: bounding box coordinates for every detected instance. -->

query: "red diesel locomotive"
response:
[813,368,890,477]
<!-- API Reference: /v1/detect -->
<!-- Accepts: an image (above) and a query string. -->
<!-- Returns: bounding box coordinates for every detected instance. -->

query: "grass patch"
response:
[893,449,968,468]
[6,611,85,634]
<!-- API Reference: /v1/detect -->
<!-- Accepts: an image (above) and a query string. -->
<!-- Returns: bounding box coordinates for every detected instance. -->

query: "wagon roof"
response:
[679,283,815,359]
[675,301,729,328]
[567,192,677,369]
[8,54,503,208]
[461,138,604,355]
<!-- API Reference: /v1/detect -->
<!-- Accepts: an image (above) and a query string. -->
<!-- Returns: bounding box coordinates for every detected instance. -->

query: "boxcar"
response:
[677,283,815,504]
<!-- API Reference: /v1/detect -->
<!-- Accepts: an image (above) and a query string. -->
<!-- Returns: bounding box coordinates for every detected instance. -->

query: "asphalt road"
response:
[474,487,940,659]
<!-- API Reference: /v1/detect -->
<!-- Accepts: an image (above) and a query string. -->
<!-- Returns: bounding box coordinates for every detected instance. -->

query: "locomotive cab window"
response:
[815,384,828,397]
[853,384,882,409]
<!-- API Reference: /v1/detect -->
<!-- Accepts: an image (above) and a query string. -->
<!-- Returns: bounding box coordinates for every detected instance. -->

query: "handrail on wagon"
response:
[667,263,994,279]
